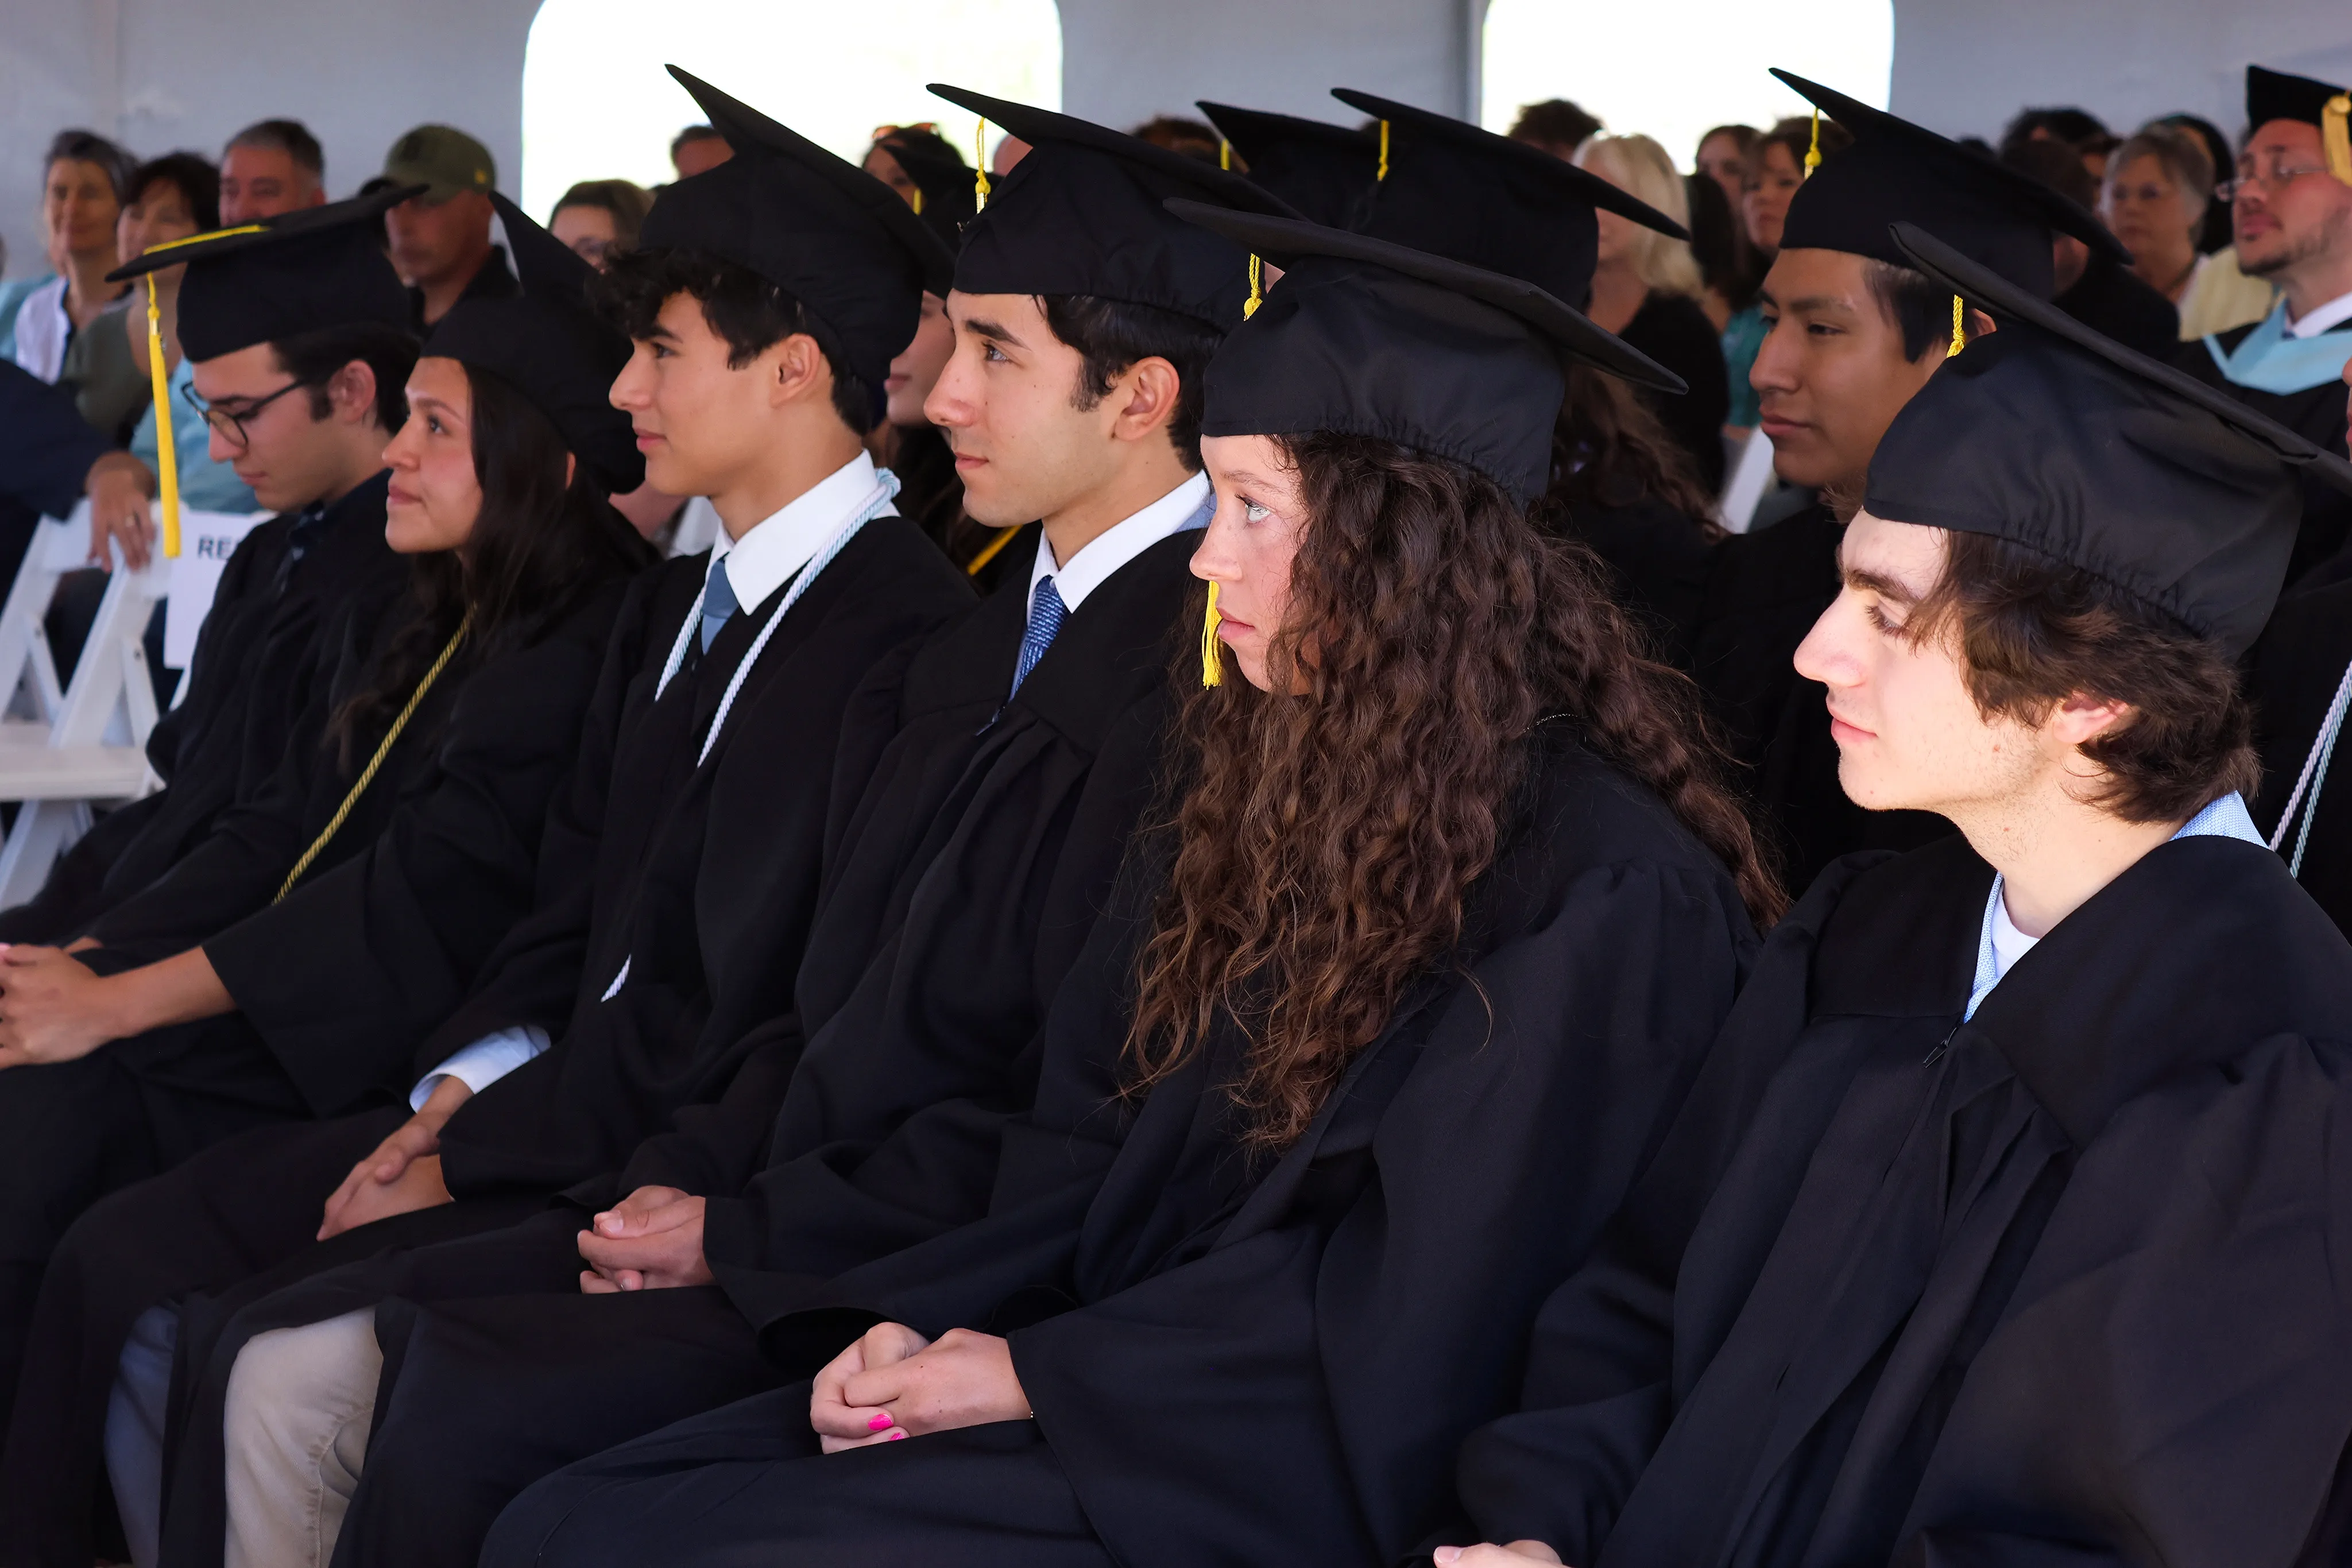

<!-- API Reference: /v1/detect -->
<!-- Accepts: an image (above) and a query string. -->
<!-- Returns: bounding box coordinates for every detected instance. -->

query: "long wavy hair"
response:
[331,365,655,764]
[1539,362,1716,521]
[1124,433,1780,1153]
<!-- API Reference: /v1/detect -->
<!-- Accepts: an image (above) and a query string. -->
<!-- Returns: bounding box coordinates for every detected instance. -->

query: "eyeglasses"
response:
[2216,152,2335,202]
[180,376,312,448]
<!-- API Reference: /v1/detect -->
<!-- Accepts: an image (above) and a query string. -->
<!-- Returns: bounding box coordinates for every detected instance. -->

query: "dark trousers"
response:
[484,1385,1115,1568]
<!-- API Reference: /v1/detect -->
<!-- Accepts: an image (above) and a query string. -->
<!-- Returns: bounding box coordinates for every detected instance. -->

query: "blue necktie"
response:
[698,557,738,653]
[1009,576,1067,697]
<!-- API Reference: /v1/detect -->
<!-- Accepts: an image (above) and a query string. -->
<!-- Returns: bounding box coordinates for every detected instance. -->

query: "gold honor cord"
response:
[1805,108,1823,177]
[131,224,264,558]
[1949,295,1967,357]
[273,612,473,903]
[1201,580,1223,687]
[2327,94,2352,184]
[974,117,992,208]
[1377,119,1390,181]
[1220,138,1233,171]
[965,524,1024,576]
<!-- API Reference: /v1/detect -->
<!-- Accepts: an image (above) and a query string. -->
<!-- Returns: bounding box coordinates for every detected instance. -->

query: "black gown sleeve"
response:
[0,360,110,517]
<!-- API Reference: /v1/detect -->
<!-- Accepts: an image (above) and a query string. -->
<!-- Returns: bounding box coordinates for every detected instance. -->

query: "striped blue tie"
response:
[698,557,738,652]
[1009,576,1067,697]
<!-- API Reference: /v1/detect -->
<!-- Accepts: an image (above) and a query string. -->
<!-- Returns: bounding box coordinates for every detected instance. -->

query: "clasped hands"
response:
[808,1321,1031,1452]
[0,942,122,1068]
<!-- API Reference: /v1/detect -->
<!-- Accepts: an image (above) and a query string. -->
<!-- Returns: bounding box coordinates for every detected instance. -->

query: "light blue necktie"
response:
[1009,576,1068,697]
[698,557,738,652]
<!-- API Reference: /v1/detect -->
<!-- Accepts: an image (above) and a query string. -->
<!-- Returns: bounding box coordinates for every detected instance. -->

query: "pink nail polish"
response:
[866,1412,892,1431]
[888,1429,907,1441]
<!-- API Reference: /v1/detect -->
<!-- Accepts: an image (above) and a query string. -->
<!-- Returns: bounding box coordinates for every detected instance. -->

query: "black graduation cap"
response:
[1773,69,2126,299]
[107,187,416,362]
[2247,64,2350,132]
[872,131,977,255]
[643,67,956,392]
[422,192,643,492]
[1196,102,1379,229]
[1331,87,1686,312]
[1168,200,1683,505]
[926,85,1299,331]
[1870,222,2352,657]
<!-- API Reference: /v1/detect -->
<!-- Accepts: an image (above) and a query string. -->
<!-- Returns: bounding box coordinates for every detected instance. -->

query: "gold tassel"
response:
[964,524,1022,577]
[1244,253,1264,320]
[974,117,991,208]
[911,185,924,215]
[1201,581,1223,687]
[1948,295,1966,358]
[1220,137,1232,171]
[1377,119,1390,181]
[1804,107,1823,178]
[2326,94,2352,185]
[144,274,180,559]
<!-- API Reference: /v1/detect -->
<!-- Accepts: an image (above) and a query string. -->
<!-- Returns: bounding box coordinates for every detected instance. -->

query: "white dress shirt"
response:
[1023,470,1213,633]
[2284,285,2352,340]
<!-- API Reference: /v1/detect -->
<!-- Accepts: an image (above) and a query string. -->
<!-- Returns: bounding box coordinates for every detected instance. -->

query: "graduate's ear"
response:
[325,359,381,428]
[563,451,577,489]
[2044,691,2135,752]
[1968,307,1998,339]
[767,332,832,412]
[1106,355,1182,447]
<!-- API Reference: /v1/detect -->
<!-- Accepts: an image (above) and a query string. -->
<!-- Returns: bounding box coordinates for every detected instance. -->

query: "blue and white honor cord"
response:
[2269,653,2352,878]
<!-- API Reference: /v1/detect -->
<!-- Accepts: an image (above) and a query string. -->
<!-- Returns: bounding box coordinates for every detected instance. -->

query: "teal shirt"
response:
[0,274,56,363]
[134,357,256,513]
[1722,304,1766,429]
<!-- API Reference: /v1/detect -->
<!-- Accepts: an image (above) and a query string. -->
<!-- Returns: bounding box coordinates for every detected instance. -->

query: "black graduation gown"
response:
[1554,497,1715,669]
[1456,832,2352,1567]
[483,733,1756,1568]
[0,473,407,945]
[2177,320,2352,591]
[1619,292,1731,493]
[1687,501,1949,886]
[145,530,1198,1568]
[0,360,110,595]
[2249,574,2352,937]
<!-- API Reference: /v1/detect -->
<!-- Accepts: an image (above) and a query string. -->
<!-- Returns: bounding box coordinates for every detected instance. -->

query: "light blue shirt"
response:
[1964,793,2268,1020]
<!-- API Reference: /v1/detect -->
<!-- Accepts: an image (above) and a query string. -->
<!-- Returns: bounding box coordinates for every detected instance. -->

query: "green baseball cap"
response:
[382,124,496,203]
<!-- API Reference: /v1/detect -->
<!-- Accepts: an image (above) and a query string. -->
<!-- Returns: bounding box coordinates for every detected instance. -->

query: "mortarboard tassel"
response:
[1201,580,1223,687]
[1220,138,1232,171]
[1244,253,1264,320]
[2326,94,2352,185]
[911,185,923,215]
[1804,107,1823,178]
[1377,119,1390,181]
[143,273,180,559]
[974,117,992,208]
[1948,294,1966,358]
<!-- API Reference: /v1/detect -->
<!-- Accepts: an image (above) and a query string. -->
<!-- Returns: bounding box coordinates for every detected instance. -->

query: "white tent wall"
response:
[3,0,2351,283]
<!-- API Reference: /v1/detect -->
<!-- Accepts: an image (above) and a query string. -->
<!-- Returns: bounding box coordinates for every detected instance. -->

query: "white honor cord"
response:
[2269,652,2352,878]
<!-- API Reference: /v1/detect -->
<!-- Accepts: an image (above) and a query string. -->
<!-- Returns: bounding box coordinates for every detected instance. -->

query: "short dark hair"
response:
[1128,116,1223,163]
[1038,294,1221,471]
[272,322,421,432]
[44,130,134,202]
[1507,99,1602,153]
[129,152,222,234]
[1860,258,1956,362]
[1908,529,2257,822]
[1999,107,2117,163]
[226,118,325,181]
[2002,135,2096,210]
[592,245,873,433]
[552,179,654,251]
[671,125,726,161]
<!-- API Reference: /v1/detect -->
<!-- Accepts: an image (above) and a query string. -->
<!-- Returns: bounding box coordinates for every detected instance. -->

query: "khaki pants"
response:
[223,1308,380,1568]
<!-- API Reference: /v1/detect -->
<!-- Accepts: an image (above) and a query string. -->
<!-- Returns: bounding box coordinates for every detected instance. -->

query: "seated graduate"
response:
[0,195,419,951]
[87,83,1284,1568]
[0,67,974,1567]
[1686,70,2122,892]
[1334,88,1719,665]
[1442,224,2352,1568]
[475,204,1776,1568]
[2179,66,2352,591]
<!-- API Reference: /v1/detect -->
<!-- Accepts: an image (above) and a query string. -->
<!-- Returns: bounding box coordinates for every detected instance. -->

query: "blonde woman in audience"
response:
[1576,133,1730,487]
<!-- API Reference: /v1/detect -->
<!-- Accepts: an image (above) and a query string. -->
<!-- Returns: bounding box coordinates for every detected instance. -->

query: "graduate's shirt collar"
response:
[1026,469,1212,621]
[709,448,897,613]
[1964,792,2266,1020]
[2284,284,2352,339]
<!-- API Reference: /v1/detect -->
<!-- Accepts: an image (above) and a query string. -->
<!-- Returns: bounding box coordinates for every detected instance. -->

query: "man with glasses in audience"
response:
[2185,65,2352,588]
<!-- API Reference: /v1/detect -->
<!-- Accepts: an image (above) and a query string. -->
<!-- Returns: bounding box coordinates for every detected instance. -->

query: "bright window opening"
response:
[1480,0,1894,171]
[520,0,1063,224]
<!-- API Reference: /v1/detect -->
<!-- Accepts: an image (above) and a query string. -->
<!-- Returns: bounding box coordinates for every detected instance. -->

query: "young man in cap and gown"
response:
[1445,222,2352,1568]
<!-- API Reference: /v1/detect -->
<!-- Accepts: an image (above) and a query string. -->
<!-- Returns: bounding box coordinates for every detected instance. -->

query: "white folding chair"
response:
[1716,429,1778,534]
[0,503,172,907]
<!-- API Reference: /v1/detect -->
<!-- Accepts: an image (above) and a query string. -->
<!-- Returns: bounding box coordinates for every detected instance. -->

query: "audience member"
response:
[2163,112,2237,252]
[64,153,219,448]
[1999,103,2119,180]
[1577,133,1730,489]
[1127,114,1221,162]
[548,179,653,268]
[1694,121,1759,210]
[218,119,325,223]
[2001,136,2177,359]
[1507,97,1603,158]
[0,131,134,383]
[669,123,732,179]
[1683,168,1750,336]
[380,126,517,329]
[2100,122,2212,304]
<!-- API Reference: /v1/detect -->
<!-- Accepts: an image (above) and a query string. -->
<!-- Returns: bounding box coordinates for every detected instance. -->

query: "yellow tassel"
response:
[1220,137,1232,171]
[144,274,180,560]
[1377,119,1390,181]
[1244,253,1264,320]
[1948,294,1966,358]
[1201,581,1223,687]
[2325,94,2352,185]
[974,117,991,208]
[911,185,923,215]
[1804,107,1823,178]
[964,524,1022,577]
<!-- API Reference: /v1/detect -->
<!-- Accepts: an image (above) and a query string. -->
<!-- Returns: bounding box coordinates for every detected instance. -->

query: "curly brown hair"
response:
[1123,433,1782,1153]
[1540,362,1717,521]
